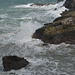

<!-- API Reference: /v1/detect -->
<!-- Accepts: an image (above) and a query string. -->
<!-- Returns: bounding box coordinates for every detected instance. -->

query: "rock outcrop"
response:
[64,0,75,11]
[30,3,48,6]
[32,0,75,44]
[30,3,51,6]
[2,56,29,71]
[57,0,64,2]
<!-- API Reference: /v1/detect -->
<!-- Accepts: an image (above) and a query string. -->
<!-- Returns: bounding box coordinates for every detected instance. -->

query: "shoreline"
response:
[32,0,75,44]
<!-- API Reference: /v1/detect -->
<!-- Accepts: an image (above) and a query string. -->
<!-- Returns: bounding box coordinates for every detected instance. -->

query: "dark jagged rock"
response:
[57,0,64,2]
[2,56,29,71]
[64,0,75,11]
[30,3,50,6]
[30,3,45,6]
[57,0,75,11]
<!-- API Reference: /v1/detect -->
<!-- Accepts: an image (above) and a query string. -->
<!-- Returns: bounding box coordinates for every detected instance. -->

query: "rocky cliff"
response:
[32,0,75,44]
[57,0,64,2]
[64,0,75,11]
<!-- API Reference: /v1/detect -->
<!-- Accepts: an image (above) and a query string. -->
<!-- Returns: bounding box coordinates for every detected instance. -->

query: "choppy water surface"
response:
[0,42,75,75]
[0,0,75,75]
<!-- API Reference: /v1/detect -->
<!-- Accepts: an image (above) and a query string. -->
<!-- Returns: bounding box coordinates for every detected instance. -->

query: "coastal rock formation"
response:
[2,56,29,71]
[30,3,50,6]
[64,0,75,10]
[33,11,75,44]
[57,0,64,2]
[32,0,75,44]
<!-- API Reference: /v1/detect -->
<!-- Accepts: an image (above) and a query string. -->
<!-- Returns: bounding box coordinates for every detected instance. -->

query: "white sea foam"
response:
[57,0,66,7]
[14,0,66,9]
[8,0,68,45]
[11,21,42,44]
[14,0,68,19]
[0,14,7,18]
[0,20,4,22]
[14,3,33,8]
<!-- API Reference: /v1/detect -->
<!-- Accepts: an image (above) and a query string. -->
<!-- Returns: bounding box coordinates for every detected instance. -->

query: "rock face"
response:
[57,0,64,2]
[2,56,29,71]
[32,11,75,44]
[64,0,75,11]
[32,0,75,44]
[57,0,75,10]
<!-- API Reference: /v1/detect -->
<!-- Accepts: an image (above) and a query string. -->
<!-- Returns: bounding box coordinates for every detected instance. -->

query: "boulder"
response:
[2,56,29,71]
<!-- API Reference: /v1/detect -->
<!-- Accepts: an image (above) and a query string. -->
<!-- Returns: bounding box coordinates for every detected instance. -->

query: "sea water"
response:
[0,0,75,75]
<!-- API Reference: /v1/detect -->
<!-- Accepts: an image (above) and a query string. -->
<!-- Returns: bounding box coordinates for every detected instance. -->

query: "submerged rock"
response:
[2,56,29,71]
[32,11,75,44]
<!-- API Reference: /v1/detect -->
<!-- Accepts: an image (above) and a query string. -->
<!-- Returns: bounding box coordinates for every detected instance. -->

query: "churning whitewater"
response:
[0,0,75,75]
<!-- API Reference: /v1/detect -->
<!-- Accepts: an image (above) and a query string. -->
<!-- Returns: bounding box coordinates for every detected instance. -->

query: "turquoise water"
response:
[0,0,57,7]
[0,0,75,75]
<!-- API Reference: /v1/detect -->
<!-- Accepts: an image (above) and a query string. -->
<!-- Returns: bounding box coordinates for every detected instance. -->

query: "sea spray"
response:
[11,21,42,44]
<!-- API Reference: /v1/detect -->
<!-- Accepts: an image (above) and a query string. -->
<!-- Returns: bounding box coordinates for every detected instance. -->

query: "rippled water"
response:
[0,0,75,75]
[0,41,75,75]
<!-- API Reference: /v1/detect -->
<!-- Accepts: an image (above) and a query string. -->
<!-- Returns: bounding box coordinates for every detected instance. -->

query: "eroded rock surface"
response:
[2,56,29,71]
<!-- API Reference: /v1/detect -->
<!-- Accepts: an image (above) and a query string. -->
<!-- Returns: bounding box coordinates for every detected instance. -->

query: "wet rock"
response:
[2,56,29,71]
[64,0,75,11]
[57,0,64,3]
[54,8,57,10]
[32,11,75,44]
[30,3,45,6]
[32,0,75,44]
[42,43,48,46]
[30,3,51,6]
[9,72,18,75]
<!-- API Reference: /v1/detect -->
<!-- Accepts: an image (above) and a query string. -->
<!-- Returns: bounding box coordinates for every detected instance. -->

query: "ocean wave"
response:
[13,0,68,18]
[14,3,56,9]
[11,0,68,44]
[11,21,42,44]
[14,3,33,8]
[14,0,66,9]
[0,14,7,18]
